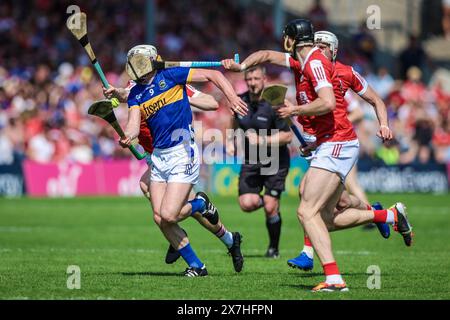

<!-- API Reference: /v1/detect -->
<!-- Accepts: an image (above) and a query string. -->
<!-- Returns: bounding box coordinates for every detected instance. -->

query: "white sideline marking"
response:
[0,247,241,254]
[0,247,377,256]
[335,250,372,255]
[0,227,34,232]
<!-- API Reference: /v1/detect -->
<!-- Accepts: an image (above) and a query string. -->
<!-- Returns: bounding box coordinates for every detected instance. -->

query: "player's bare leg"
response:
[189,191,244,272]
[344,165,369,204]
[345,165,377,231]
[142,174,242,271]
[327,203,413,246]
[150,182,190,248]
[151,181,207,276]
[297,167,348,290]
[288,173,390,271]
[336,190,369,211]
[140,169,152,203]
[141,170,189,263]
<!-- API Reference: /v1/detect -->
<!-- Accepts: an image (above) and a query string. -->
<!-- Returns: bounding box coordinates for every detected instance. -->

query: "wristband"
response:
[240,63,247,72]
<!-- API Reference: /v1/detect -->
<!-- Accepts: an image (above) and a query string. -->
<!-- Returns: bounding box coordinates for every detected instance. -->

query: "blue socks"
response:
[178,243,204,268]
[189,198,206,215]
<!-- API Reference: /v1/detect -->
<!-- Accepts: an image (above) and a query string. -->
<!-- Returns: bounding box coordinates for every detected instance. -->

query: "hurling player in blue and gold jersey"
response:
[120,45,248,277]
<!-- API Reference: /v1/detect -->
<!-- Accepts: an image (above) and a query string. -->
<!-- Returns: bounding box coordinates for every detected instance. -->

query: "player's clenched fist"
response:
[277,99,298,118]
[377,125,394,142]
[119,136,132,148]
[222,59,242,72]
[103,86,118,99]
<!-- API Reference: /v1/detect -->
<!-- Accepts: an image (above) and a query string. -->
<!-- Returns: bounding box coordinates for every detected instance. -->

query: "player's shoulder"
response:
[128,81,144,98]
[335,61,353,78]
[335,61,350,71]
[162,66,187,78]
[127,82,146,106]
[306,48,332,71]
[310,48,332,64]
[287,54,301,70]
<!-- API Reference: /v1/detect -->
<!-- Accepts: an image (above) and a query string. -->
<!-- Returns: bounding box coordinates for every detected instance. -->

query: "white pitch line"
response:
[0,247,377,256]
[335,250,372,255]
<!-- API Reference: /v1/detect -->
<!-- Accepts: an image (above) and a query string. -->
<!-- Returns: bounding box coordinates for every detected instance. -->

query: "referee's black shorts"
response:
[238,164,289,199]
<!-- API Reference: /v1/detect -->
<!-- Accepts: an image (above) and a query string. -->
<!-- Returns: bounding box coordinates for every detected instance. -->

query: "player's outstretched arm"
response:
[120,107,141,147]
[189,92,219,111]
[222,50,288,72]
[189,69,248,116]
[360,86,393,141]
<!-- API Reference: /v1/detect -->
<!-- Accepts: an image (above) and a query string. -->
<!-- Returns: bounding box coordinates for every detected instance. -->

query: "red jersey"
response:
[335,61,368,99]
[287,48,357,145]
[128,82,199,154]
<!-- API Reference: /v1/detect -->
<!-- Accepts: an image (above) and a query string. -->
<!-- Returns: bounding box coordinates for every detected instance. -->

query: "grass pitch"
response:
[0,194,449,300]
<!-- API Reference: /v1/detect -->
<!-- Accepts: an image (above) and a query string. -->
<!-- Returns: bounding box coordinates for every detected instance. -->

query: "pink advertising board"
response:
[23,160,148,197]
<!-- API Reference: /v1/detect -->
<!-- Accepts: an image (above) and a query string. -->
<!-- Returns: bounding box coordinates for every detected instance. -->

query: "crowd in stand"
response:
[0,0,449,166]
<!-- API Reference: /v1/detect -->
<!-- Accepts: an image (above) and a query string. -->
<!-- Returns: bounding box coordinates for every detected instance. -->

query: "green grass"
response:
[0,194,449,300]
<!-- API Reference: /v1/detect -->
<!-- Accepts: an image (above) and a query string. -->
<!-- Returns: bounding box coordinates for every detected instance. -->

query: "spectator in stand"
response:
[308,0,328,31]
[443,0,450,40]
[413,118,436,164]
[0,1,448,168]
[27,123,55,163]
[352,21,378,64]
[366,66,395,100]
[433,116,450,163]
[398,35,428,80]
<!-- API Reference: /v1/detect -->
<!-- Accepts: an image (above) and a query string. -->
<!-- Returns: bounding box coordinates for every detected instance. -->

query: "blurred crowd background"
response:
[1,0,450,166]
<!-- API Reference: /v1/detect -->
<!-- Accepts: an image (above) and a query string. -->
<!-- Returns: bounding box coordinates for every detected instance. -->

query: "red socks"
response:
[323,261,340,276]
[373,210,388,223]
[304,235,312,247]
[373,208,397,224]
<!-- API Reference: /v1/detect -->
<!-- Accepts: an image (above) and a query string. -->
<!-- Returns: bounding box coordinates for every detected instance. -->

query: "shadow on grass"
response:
[119,271,181,277]
[282,283,369,291]
[289,272,379,277]
[282,284,315,290]
[242,254,273,259]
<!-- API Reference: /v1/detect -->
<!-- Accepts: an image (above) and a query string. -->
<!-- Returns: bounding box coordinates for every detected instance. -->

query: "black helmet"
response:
[283,19,314,51]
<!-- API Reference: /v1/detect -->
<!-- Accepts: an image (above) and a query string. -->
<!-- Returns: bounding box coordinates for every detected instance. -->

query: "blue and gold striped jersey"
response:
[127,67,194,149]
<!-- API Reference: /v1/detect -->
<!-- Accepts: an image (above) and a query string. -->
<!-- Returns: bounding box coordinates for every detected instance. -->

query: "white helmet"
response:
[314,31,339,62]
[126,44,158,81]
[127,44,158,60]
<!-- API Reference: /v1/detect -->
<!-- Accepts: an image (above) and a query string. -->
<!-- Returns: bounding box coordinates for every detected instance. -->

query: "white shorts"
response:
[150,142,199,184]
[309,139,359,183]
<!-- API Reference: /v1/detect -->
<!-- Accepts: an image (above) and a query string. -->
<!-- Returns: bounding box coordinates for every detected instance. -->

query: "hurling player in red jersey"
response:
[104,72,241,268]
[315,31,393,202]
[286,31,395,272]
[223,19,413,291]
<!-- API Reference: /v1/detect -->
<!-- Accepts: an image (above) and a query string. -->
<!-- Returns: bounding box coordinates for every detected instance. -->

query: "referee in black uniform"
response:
[226,65,292,258]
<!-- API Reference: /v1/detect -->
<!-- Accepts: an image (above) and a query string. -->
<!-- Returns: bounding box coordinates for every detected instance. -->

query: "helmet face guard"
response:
[126,44,158,81]
[314,31,339,62]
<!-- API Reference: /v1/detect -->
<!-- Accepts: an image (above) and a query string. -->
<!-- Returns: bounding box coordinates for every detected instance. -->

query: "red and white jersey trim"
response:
[310,60,333,92]
[352,67,368,96]
[186,84,200,98]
